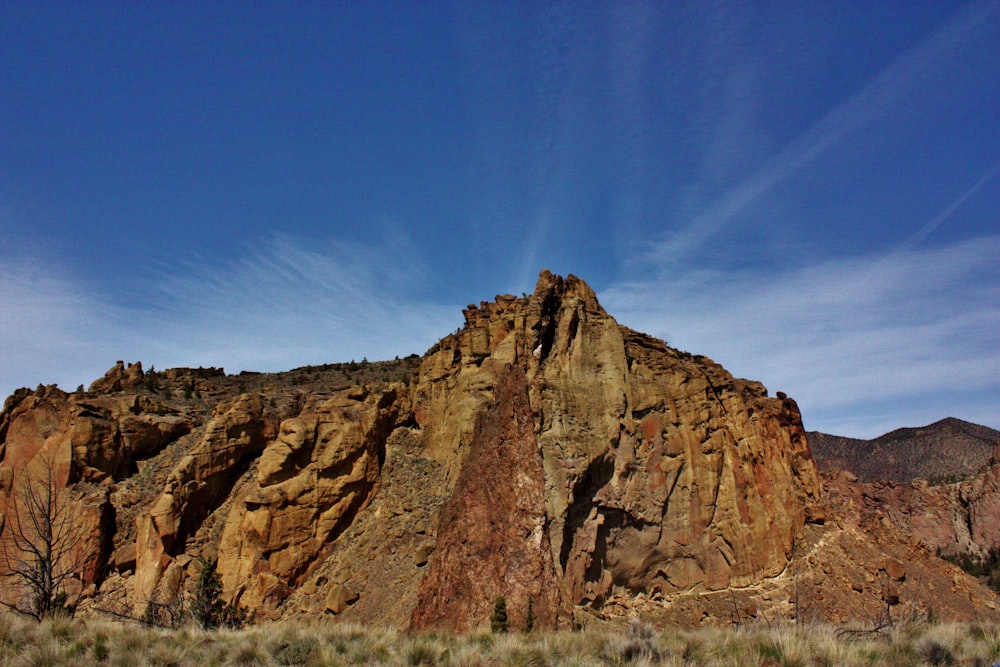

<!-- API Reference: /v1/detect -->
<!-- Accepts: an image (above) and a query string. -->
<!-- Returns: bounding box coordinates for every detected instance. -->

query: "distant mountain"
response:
[809,417,1000,483]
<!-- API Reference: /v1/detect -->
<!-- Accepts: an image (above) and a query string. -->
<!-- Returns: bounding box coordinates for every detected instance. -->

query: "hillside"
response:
[808,417,1000,483]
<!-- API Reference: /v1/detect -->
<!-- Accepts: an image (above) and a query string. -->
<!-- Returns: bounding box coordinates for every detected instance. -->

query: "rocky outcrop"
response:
[134,394,275,611]
[413,273,823,613]
[793,470,1000,623]
[0,383,190,484]
[965,448,1000,551]
[216,387,400,616]
[89,360,147,394]
[847,444,1000,560]
[0,382,189,612]
[410,365,564,632]
[1,271,997,629]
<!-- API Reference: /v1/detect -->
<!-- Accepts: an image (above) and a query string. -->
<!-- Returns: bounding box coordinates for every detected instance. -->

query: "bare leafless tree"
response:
[0,458,89,620]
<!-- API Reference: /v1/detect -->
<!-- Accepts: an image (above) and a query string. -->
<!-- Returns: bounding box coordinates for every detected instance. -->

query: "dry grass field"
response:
[1,613,999,667]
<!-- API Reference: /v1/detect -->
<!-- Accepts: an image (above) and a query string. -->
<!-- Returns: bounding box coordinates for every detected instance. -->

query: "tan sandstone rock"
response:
[134,393,275,612]
[215,387,400,615]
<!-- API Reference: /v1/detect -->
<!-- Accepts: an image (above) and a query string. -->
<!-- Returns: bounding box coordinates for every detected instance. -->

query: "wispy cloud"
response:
[1,236,459,400]
[897,159,1000,251]
[603,235,1000,438]
[7,234,995,439]
[0,257,125,395]
[140,235,457,369]
[644,0,1000,264]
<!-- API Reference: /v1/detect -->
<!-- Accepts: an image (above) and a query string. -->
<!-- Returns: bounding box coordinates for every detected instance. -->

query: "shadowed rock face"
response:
[1,270,997,629]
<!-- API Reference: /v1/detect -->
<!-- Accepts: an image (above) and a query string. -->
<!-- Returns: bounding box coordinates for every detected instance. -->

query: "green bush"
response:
[939,547,1000,593]
[273,637,319,666]
[192,560,250,630]
[490,596,509,634]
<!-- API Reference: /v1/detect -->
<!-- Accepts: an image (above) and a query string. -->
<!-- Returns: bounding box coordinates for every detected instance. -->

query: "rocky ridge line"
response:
[0,271,997,629]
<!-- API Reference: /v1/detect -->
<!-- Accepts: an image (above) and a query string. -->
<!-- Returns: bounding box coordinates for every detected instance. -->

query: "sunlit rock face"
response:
[134,393,275,613]
[10,271,994,631]
[391,270,820,629]
[216,387,399,616]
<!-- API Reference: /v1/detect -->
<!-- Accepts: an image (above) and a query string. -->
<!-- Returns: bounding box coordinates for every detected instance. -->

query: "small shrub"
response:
[601,618,665,665]
[144,368,161,392]
[405,639,441,666]
[46,616,75,641]
[12,641,64,667]
[93,632,110,662]
[490,597,509,634]
[273,637,319,666]
[192,560,250,630]
[918,639,956,666]
[229,640,268,667]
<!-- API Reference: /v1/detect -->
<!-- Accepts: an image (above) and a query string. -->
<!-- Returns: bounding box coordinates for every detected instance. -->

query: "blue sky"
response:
[2,1,998,438]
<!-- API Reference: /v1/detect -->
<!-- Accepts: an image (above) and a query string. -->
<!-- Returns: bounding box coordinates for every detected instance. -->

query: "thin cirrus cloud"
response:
[896,160,1000,252]
[0,257,124,395]
[643,0,999,265]
[602,234,1000,438]
[140,235,458,369]
[601,0,1000,438]
[0,236,459,400]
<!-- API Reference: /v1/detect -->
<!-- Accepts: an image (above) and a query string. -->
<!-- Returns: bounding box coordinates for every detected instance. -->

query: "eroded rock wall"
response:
[410,365,564,632]
[134,393,275,611]
[851,444,1000,560]
[0,384,190,612]
[217,387,400,616]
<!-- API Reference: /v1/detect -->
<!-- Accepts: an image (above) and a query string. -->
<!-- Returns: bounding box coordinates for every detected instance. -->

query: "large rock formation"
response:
[1,271,997,629]
[134,393,276,612]
[216,386,400,615]
[0,383,186,612]
[810,418,1000,563]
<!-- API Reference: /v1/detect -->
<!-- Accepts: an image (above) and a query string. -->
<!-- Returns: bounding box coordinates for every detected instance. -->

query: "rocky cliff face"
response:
[809,417,1000,565]
[409,365,563,632]
[835,444,1000,561]
[1,271,997,629]
[403,271,823,627]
